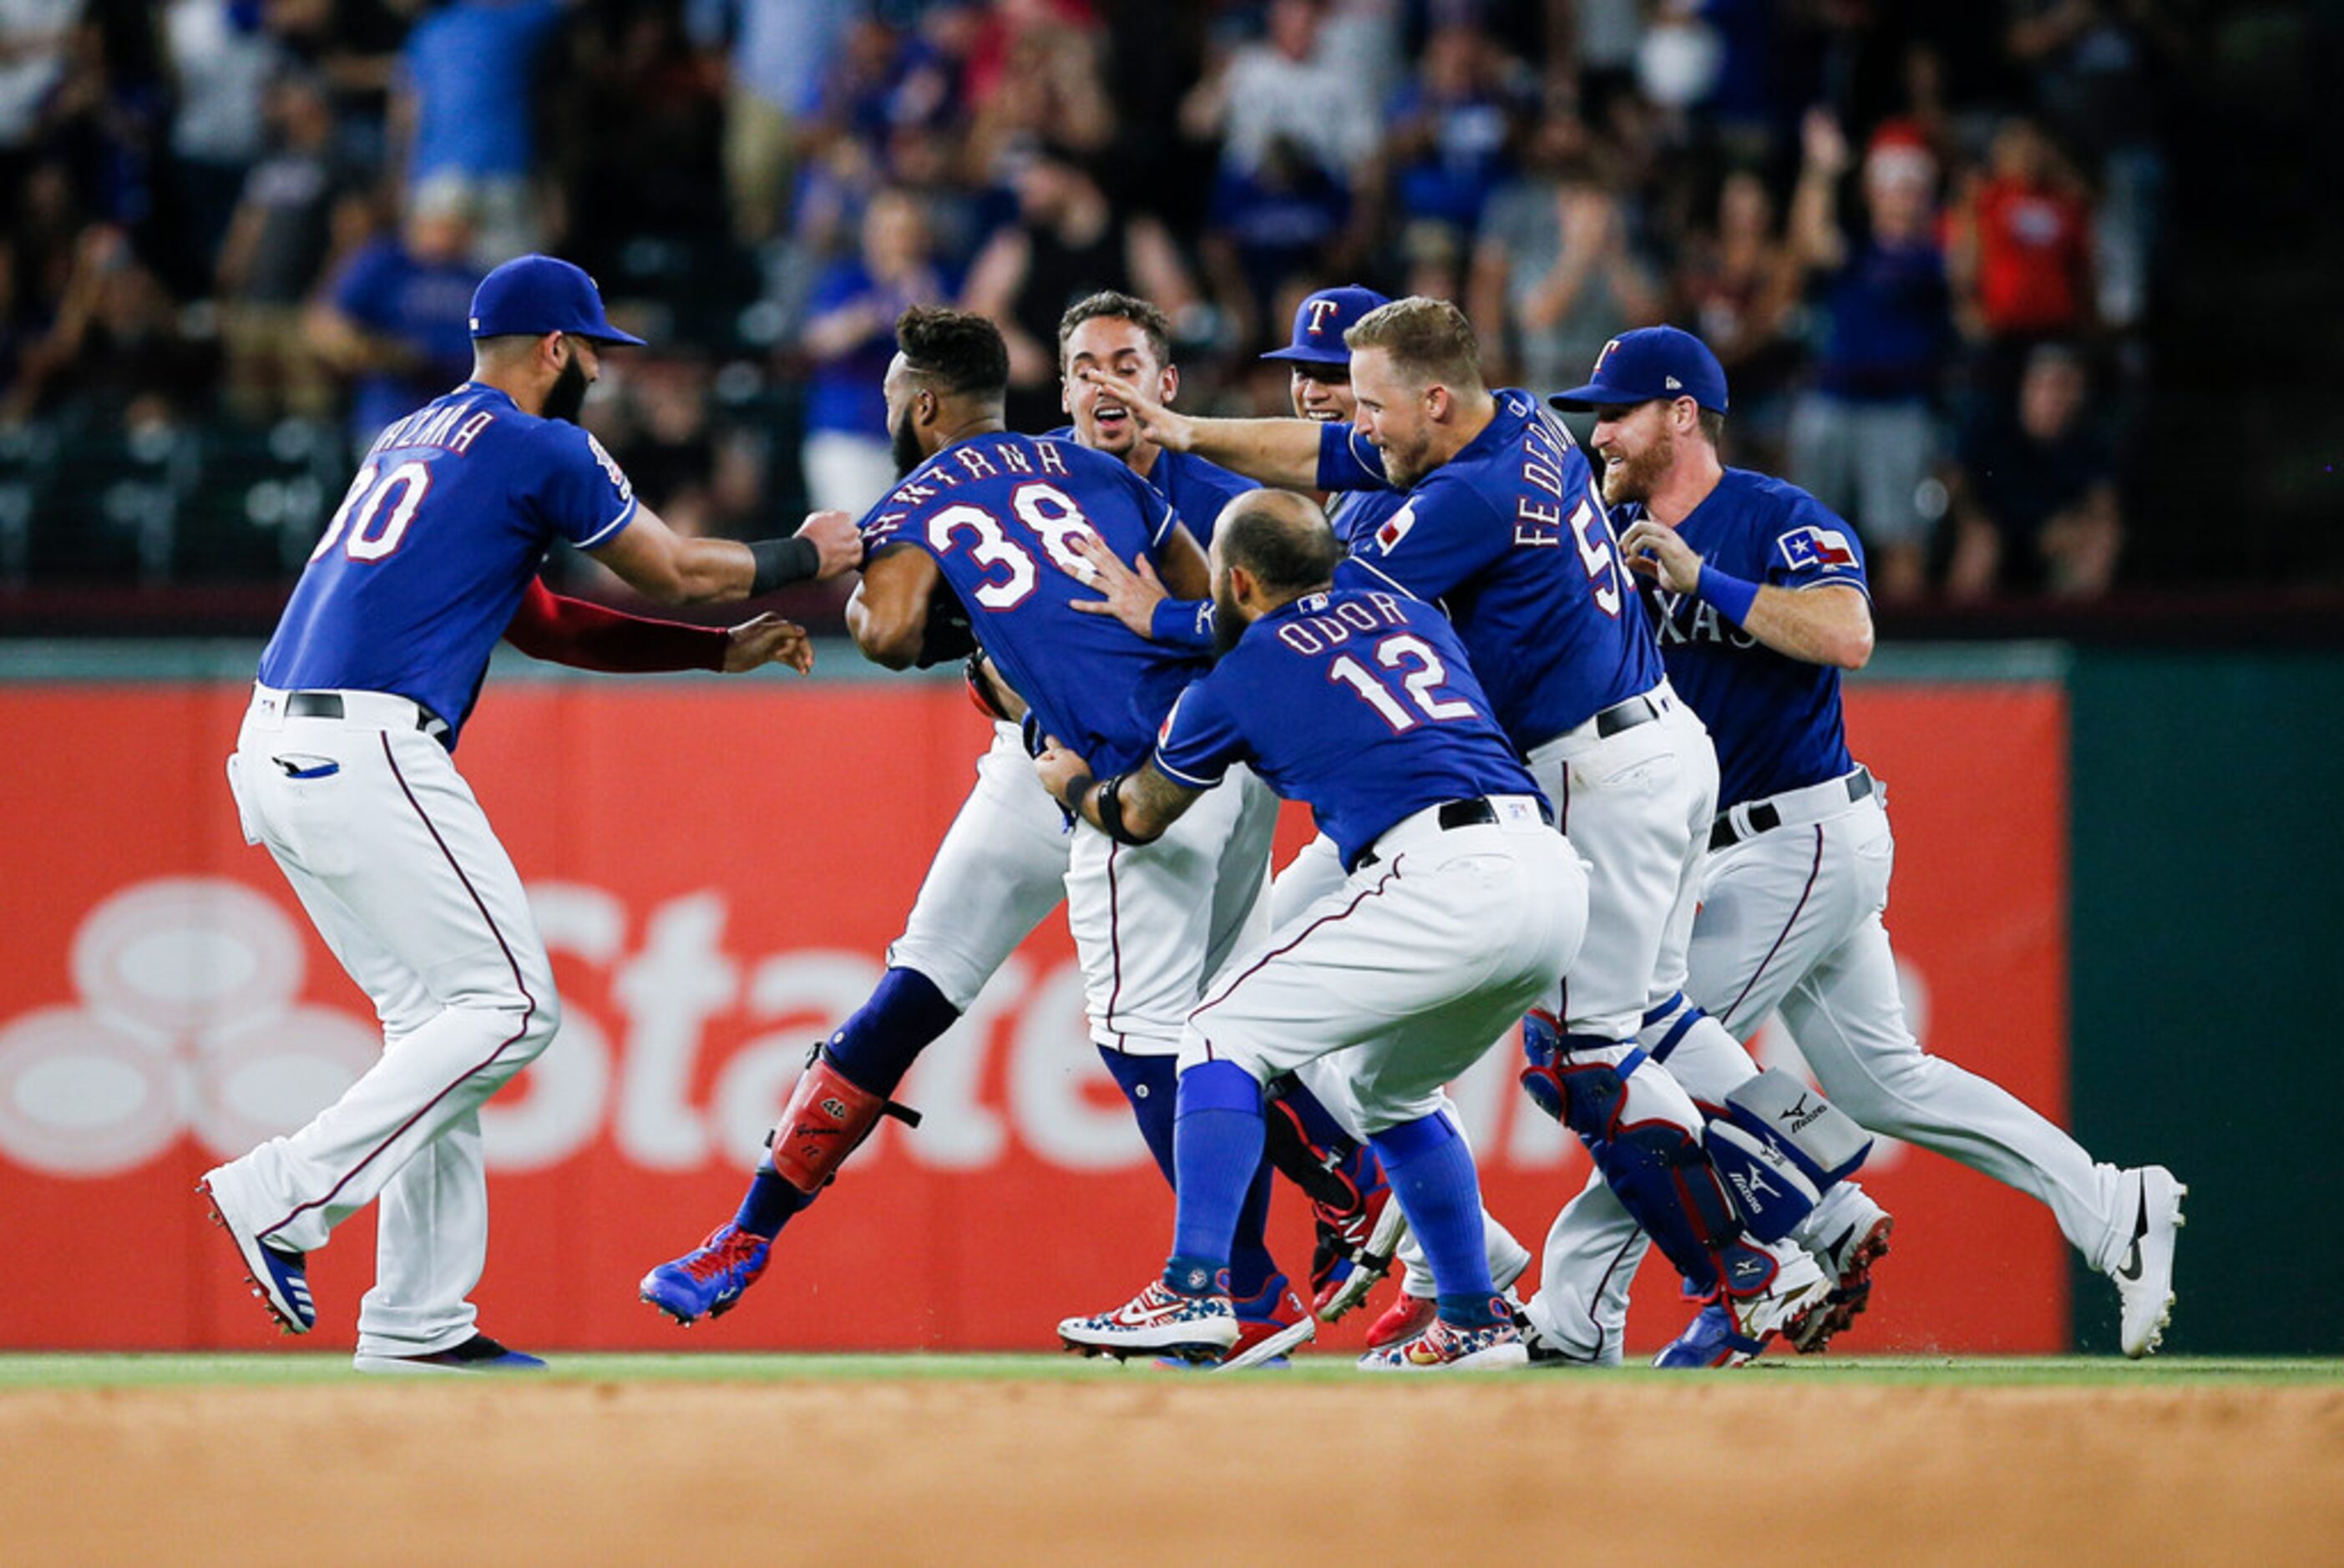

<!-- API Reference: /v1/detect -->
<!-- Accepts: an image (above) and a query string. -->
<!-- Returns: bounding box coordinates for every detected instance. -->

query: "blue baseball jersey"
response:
[860,432,1208,776]
[1328,486,1406,553]
[1630,468,1867,809]
[1155,586,1543,870]
[1319,389,1663,750]
[257,382,638,746]
[1045,428,1258,541]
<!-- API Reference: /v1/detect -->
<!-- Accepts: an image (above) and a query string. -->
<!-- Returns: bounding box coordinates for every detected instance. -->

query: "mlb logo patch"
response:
[1375,504,1416,554]
[1778,524,1858,572]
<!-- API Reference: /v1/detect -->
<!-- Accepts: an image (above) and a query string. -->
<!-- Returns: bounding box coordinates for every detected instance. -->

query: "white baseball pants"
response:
[1273,831,1533,1294]
[1065,766,1278,1055]
[219,686,561,1358]
[1526,782,2129,1358]
[886,723,1075,1010]
[1181,799,1588,1133]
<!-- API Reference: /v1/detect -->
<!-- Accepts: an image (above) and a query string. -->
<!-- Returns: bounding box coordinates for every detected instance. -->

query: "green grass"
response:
[0,1353,2338,1389]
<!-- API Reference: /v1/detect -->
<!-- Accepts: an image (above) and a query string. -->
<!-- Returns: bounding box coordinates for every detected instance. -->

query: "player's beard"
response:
[543,355,591,425]
[1211,579,1246,657]
[1601,429,1674,508]
[891,406,924,477]
[1375,431,1432,490]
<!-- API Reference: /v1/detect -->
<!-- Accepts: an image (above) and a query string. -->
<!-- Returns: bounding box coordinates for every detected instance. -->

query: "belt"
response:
[1593,690,1664,739]
[284,690,450,740]
[1355,794,1556,870]
[1710,767,1874,852]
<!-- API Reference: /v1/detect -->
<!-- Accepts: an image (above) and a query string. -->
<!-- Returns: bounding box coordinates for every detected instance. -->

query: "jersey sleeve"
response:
[1148,597,1218,655]
[1316,422,1394,493]
[1152,675,1246,788]
[1764,493,1870,597]
[535,425,640,548]
[1332,478,1505,604]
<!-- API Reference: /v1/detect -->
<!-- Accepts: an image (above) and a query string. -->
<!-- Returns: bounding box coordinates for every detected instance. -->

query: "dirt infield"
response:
[8,1378,2341,1565]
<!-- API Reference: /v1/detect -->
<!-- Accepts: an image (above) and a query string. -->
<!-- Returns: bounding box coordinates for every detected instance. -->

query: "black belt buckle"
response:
[286,689,445,737]
[286,691,344,721]
[1709,767,1872,852]
[1594,692,1660,740]
[1436,798,1499,832]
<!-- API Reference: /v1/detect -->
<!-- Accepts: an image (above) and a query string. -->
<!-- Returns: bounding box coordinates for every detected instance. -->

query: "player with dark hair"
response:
[1064,283,1541,1349]
[1526,325,2183,1362]
[1050,489,1588,1370]
[196,255,858,1371]
[640,301,1320,1362]
[1078,297,1843,1365]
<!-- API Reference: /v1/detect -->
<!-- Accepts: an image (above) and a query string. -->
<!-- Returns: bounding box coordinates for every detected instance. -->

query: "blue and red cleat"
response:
[640,1224,773,1325]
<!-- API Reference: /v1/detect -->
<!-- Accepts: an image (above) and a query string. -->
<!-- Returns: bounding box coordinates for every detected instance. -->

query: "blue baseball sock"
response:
[1162,1060,1267,1292]
[733,968,959,1239]
[825,967,960,1097]
[1228,1163,1278,1303]
[1369,1112,1499,1326]
[1100,1047,1181,1186]
[733,1163,812,1238]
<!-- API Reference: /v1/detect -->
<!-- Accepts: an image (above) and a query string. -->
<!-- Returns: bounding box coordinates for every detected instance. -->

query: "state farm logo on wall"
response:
[0,877,1926,1181]
[0,878,381,1175]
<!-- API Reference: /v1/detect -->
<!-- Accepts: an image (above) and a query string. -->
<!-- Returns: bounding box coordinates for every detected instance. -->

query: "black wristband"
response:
[747,535,820,595]
[1056,769,1096,821]
[1095,773,1140,845]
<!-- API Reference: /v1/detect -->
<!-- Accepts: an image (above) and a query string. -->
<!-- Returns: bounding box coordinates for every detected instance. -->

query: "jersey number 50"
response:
[311,460,433,564]
[925,482,1101,610]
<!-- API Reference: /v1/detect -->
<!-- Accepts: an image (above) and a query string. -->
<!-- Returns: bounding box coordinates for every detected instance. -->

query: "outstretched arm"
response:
[1074,367,1324,490]
[589,506,862,605]
[504,579,813,674]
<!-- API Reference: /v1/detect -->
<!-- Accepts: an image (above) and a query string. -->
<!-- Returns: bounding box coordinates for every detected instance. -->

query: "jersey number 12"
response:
[1328,634,1478,732]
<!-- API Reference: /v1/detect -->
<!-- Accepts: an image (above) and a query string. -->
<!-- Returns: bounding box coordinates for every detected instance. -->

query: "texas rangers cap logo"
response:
[1305,297,1343,336]
[1590,337,1623,377]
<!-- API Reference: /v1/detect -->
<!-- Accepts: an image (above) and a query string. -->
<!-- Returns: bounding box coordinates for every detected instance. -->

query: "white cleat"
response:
[2113,1165,2186,1358]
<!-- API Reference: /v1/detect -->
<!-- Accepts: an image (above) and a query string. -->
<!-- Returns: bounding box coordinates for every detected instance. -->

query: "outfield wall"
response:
[0,640,2272,1355]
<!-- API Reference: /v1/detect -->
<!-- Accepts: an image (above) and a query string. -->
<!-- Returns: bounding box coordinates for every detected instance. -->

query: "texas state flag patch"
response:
[1375,504,1416,554]
[1778,524,1859,572]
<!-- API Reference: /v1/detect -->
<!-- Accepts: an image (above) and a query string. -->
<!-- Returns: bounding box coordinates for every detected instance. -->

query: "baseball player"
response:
[1070,283,1538,1352]
[1052,489,1587,1369]
[640,302,1319,1356]
[1078,297,1839,1363]
[1524,325,2184,1363]
[198,255,860,1371]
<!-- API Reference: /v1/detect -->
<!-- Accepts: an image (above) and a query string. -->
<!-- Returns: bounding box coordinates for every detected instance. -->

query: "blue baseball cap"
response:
[468,254,647,346]
[1260,285,1390,367]
[1548,325,1728,413]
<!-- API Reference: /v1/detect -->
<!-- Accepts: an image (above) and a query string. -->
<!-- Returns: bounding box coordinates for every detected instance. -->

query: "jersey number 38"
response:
[924,482,1101,610]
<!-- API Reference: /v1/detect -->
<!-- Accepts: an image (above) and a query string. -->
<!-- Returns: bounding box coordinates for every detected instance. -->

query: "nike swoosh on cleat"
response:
[2114,1186,2151,1282]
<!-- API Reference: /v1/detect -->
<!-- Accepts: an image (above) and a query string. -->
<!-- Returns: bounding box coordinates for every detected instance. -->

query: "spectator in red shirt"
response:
[1951,115,2096,395]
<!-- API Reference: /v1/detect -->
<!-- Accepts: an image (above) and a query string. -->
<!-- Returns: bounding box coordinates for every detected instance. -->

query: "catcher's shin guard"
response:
[1530,1032,1745,1296]
[767,1044,923,1195]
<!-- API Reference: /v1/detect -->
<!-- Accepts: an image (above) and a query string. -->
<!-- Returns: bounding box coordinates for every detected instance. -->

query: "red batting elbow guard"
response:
[767,1045,923,1195]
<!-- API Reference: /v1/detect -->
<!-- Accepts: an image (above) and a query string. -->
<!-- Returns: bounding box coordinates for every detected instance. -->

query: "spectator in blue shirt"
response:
[395,0,571,266]
[306,177,485,451]
[797,186,946,515]
[1785,110,1956,601]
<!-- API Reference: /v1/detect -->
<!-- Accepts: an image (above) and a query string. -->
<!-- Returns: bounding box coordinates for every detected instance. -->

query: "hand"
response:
[1059,529,1170,637]
[1802,107,1850,177]
[722,611,813,674]
[1031,736,1091,804]
[1557,187,1618,254]
[796,509,864,582]
[1075,367,1196,453]
[1618,518,1704,594]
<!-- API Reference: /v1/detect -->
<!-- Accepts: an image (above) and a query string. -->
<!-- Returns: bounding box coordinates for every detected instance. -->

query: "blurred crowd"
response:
[0,0,2190,605]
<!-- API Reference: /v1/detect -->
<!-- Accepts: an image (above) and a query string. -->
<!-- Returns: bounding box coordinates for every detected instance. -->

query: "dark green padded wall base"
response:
[2068,650,2344,1353]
